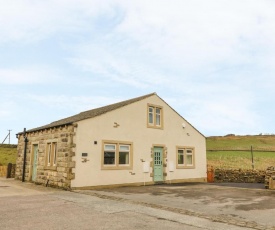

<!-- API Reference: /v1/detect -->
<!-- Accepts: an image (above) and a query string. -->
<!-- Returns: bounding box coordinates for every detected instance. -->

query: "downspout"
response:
[22,128,28,182]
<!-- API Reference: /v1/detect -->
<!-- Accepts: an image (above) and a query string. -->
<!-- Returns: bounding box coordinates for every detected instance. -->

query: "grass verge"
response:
[0,144,17,166]
[207,150,275,170]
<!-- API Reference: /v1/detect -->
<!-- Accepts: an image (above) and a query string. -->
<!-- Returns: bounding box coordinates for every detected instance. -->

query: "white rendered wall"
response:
[71,95,206,188]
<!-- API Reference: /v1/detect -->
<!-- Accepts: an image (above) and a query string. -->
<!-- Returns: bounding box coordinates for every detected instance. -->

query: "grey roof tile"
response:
[26,93,156,133]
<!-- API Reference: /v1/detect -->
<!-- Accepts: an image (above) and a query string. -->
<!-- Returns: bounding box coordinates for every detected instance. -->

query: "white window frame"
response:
[52,142,57,166]
[103,144,116,165]
[47,143,52,166]
[147,104,163,129]
[102,141,133,170]
[176,146,195,169]
[45,141,58,169]
[119,145,130,166]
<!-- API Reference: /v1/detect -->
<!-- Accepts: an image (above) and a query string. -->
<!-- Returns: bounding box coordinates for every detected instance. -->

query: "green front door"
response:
[153,147,163,182]
[32,145,38,181]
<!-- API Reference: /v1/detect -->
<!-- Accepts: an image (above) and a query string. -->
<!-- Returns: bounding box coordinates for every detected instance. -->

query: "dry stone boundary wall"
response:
[214,167,275,190]
[214,168,265,183]
[0,166,7,177]
[0,164,16,178]
[265,166,275,189]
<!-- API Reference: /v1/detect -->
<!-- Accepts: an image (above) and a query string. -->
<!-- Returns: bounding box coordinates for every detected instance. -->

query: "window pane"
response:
[104,144,116,151]
[156,108,161,126]
[187,149,193,153]
[149,107,154,124]
[156,114,161,126]
[178,150,184,164]
[186,154,193,165]
[149,113,154,124]
[119,145,130,151]
[47,143,51,165]
[53,143,57,166]
[119,151,129,165]
[104,151,115,165]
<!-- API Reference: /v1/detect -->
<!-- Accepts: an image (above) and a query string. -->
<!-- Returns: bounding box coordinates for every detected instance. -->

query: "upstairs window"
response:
[147,104,163,129]
[176,147,195,169]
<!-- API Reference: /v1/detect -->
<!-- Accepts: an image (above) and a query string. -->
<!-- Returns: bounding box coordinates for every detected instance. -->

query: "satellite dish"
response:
[182,123,186,128]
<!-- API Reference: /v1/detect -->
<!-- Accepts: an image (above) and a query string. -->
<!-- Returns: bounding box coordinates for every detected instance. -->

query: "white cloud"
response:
[0,109,10,119]
[0,0,109,43]
[61,0,275,92]
[1,0,275,136]
[0,66,62,84]
[26,94,127,113]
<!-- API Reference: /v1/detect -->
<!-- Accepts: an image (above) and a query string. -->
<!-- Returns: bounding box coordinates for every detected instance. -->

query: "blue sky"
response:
[1,0,275,144]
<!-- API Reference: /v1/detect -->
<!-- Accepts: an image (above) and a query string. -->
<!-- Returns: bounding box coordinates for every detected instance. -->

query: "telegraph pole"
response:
[1,130,12,144]
[8,130,11,144]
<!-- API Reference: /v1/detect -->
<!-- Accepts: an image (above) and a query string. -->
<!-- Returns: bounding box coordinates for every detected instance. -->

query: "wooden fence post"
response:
[6,163,12,178]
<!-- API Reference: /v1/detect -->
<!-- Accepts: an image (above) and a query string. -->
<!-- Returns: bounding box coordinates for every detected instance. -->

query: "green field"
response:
[207,135,275,170]
[0,144,17,166]
[207,135,275,151]
[1,135,275,169]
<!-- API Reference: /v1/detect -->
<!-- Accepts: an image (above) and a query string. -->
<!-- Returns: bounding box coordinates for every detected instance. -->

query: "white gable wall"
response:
[71,95,206,188]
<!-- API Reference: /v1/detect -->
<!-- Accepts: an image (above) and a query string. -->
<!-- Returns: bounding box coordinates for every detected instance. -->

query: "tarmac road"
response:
[0,178,274,230]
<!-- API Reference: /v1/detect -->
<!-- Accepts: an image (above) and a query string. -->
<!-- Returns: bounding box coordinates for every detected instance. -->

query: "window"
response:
[45,141,57,168]
[53,143,57,166]
[147,104,163,129]
[104,144,116,165]
[47,143,51,166]
[149,107,154,124]
[176,147,195,169]
[102,141,132,170]
[119,145,130,165]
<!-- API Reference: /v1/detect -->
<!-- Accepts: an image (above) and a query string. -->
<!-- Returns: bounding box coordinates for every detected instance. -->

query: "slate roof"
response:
[25,93,156,133]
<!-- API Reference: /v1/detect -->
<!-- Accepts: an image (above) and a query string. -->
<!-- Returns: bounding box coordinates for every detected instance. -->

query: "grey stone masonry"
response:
[214,168,265,183]
[265,166,275,189]
[15,125,76,189]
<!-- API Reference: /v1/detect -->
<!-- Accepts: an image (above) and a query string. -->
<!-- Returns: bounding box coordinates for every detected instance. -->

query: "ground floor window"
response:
[102,141,133,170]
[45,141,57,168]
[176,146,195,169]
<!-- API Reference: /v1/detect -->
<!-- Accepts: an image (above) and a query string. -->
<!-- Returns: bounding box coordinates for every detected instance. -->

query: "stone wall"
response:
[15,125,76,189]
[1,164,16,178]
[214,168,265,183]
[9,164,16,178]
[0,166,7,177]
[265,166,275,189]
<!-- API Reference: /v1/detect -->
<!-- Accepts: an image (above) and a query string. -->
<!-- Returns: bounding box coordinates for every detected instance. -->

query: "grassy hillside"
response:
[207,135,275,170]
[0,144,17,166]
[207,135,275,151]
